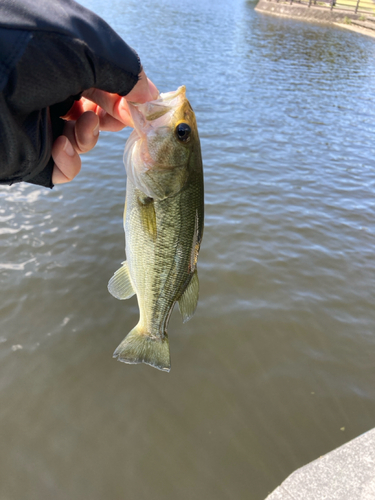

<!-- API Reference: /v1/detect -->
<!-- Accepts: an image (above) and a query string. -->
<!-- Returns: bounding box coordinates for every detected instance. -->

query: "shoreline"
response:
[333,20,375,37]
[255,0,375,38]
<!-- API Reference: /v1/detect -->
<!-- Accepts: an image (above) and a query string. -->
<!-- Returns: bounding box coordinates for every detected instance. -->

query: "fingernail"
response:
[93,122,100,136]
[63,138,75,157]
[148,78,159,101]
[98,107,107,120]
[120,97,130,113]
[119,99,134,127]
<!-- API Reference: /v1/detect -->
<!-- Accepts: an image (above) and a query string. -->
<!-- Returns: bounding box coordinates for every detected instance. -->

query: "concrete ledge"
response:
[265,428,375,500]
[255,0,374,25]
[333,21,375,37]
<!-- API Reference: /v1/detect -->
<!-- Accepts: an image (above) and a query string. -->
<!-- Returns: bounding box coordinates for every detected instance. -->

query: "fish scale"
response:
[126,178,201,334]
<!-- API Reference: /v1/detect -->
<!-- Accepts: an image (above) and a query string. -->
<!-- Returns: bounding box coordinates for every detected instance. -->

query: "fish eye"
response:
[175,123,191,142]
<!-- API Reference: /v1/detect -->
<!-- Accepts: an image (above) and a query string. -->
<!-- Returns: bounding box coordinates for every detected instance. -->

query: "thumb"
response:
[125,70,159,103]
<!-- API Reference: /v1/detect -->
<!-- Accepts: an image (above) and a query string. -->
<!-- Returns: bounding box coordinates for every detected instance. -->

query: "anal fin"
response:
[178,269,199,323]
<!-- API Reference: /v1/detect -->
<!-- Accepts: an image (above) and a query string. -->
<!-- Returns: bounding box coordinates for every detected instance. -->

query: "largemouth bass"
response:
[108,86,204,372]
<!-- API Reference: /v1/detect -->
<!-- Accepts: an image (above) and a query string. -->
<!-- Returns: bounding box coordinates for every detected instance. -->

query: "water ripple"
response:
[1,1,375,499]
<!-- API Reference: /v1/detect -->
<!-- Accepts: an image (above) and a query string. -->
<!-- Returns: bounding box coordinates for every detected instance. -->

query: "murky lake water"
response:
[1,1,375,498]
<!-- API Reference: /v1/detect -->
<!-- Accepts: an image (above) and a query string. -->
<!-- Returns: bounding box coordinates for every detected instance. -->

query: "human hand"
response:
[51,70,159,184]
[0,0,159,189]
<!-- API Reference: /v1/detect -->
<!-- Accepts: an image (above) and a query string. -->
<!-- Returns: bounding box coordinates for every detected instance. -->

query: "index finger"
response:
[82,89,133,126]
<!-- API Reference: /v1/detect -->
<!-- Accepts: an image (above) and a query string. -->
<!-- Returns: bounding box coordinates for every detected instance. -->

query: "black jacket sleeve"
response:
[0,0,142,188]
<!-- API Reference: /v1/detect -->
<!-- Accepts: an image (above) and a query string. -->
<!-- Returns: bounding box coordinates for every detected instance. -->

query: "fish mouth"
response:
[128,86,187,136]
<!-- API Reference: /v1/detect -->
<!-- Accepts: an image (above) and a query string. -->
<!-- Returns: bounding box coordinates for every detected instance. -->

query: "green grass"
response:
[335,0,375,13]
[278,0,375,14]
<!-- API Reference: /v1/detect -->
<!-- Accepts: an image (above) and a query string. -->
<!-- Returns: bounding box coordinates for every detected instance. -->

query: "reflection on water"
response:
[1,1,375,499]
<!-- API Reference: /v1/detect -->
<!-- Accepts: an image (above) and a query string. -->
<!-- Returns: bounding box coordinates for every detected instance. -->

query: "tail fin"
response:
[113,325,171,372]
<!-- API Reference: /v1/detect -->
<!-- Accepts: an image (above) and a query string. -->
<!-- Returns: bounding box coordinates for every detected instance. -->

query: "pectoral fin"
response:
[178,269,199,323]
[108,261,136,300]
[137,193,157,241]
